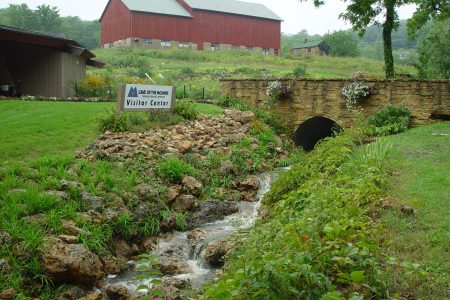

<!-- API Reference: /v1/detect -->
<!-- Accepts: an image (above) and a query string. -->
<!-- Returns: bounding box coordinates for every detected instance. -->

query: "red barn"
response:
[100,0,282,55]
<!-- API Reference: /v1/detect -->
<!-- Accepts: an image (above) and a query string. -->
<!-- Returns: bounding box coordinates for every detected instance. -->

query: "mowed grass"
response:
[380,122,450,298]
[0,101,111,163]
[0,101,223,163]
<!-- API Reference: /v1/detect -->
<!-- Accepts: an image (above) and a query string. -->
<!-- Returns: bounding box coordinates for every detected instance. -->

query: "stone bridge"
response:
[220,79,449,150]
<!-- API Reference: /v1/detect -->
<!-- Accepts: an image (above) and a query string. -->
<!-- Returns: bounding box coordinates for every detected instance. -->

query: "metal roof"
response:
[292,40,327,49]
[185,0,282,21]
[121,0,193,17]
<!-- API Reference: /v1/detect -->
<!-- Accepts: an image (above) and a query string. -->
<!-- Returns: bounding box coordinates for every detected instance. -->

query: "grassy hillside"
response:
[86,48,416,100]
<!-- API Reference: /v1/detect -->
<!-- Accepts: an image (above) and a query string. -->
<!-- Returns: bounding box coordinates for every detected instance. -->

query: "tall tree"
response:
[300,0,414,78]
[323,30,359,57]
[3,4,36,29]
[408,0,450,35]
[35,4,61,32]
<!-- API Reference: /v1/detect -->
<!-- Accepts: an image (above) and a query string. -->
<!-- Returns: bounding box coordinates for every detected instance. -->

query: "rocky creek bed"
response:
[0,109,295,300]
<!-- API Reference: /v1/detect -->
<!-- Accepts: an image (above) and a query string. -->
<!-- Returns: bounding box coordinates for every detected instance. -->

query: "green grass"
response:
[379,122,450,299]
[0,101,111,163]
[193,103,223,115]
[0,101,223,163]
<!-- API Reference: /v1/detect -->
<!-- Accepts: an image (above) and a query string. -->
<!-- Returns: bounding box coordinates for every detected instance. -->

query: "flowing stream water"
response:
[102,171,280,297]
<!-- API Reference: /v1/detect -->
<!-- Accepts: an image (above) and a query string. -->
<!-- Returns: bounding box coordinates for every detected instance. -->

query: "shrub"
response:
[341,81,371,108]
[266,81,292,99]
[97,108,128,133]
[174,99,198,120]
[76,76,111,99]
[155,156,197,183]
[368,104,411,136]
[217,96,250,111]
[293,64,307,77]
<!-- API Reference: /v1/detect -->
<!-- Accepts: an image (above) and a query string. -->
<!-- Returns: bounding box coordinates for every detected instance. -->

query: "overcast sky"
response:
[0,0,417,35]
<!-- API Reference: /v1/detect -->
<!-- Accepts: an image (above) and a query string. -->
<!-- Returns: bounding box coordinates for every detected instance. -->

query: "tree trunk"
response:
[383,2,396,78]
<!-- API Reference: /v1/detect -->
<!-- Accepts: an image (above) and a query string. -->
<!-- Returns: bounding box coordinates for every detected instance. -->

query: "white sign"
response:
[124,84,173,109]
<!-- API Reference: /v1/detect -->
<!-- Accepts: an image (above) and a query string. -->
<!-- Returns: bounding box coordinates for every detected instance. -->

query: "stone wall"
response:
[220,79,450,128]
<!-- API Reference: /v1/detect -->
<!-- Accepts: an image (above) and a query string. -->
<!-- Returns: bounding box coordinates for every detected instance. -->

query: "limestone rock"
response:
[171,195,196,212]
[203,240,230,268]
[166,186,182,204]
[61,220,82,236]
[41,237,104,287]
[113,240,132,259]
[186,200,238,230]
[218,160,235,175]
[58,235,78,244]
[135,183,159,201]
[0,259,11,276]
[81,191,103,209]
[0,288,16,300]
[0,231,12,247]
[224,109,255,124]
[140,236,158,252]
[78,291,104,300]
[60,286,86,299]
[61,180,84,190]
[46,190,69,201]
[182,176,203,196]
[100,254,121,275]
[239,176,260,191]
[158,255,191,275]
[160,215,177,232]
[106,285,130,300]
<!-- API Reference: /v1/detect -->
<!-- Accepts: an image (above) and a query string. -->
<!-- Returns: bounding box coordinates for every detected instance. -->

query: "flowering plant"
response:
[341,81,371,108]
[266,81,292,99]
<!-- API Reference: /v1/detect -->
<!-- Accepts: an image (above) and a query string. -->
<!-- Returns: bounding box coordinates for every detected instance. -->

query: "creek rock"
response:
[0,259,11,276]
[177,140,193,153]
[61,180,84,190]
[239,176,260,191]
[218,160,235,175]
[60,286,86,299]
[0,288,16,300]
[158,255,192,275]
[106,285,130,300]
[160,215,177,232]
[203,240,231,268]
[100,254,121,275]
[21,213,45,225]
[186,200,239,230]
[135,184,159,201]
[76,210,104,225]
[41,237,104,287]
[0,231,12,247]
[113,241,132,259]
[61,220,82,236]
[224,109,255,124]
[81,192,103,210]
[166,186,182,204]
[58,235,78,244]
[171,194,196,212]
[46,190,69,201]
[140,236,159,252]
[182,176,203,196]
[79,291,104,300]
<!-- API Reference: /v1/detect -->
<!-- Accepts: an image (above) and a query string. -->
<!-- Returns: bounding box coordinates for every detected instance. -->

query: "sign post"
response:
[117,84,176,115]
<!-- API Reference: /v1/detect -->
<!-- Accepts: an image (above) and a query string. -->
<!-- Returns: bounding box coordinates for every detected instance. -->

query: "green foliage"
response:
[97,108,128,133]
[135,253,164,298]
[407,0,450,36]
[174,99,199,120]
[203,124,389,299]
[323,30,359,57]
[293,64,307,77]
[368,104,411,136]
[155,156,197,183]
[416,20,449,79]
[217,96,250,111]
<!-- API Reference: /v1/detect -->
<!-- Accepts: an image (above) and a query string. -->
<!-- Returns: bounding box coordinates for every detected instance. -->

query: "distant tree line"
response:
[0,3,100,49]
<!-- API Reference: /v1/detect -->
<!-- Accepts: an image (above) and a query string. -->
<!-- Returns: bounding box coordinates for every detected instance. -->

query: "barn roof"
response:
[292,40,328,49]
[121,0,193,17]
[185,0,282,21]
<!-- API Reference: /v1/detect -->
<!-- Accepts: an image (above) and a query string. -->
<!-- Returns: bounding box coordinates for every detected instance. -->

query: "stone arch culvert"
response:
[293,116,343,151]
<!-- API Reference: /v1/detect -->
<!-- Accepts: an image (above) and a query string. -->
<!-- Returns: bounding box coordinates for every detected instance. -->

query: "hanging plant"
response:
[266,81,293,100]
[341,81,371,108]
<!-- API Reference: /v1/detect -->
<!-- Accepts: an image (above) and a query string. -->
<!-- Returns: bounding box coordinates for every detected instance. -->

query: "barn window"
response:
[143,39,152,45]
[179,42,189,48]
[262,48,270,55]
[161,40,172,47]
[211,43,220,51]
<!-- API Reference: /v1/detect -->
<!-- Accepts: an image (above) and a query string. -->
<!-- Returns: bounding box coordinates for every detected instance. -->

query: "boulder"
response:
[171,195,196,212]
[218,160,235,175]
[160,215,177,232]
[203,240,230,268]
[106,285,130,300]
[140,236,159,252]
[60,286,86,299]
[61,220,82,236]
[78,292,104,300]
[100,254,121,275]
[81,192,103,210]
[186,200,238,230]
[41,237,104,287]
[177,141,193,153]
[0,288,16,300]
[0,231,12,247]
[158,255,191,275]
[239,176,260,191]
[135,183,159,201]
[58,235,78,244]
[113,240,132,259]
[0,259,11,276]
[182,176,203,196]
[166,186,182,204]
[224,110,255,125]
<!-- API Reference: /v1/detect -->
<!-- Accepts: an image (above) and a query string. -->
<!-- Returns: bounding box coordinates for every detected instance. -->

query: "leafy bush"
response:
[266,81,292,99]
[293,64,307,77]
[217,96,250,111]
[174,99,199,120]
[155,156,197,183]
[76,76,112,99]
[341,81,371,108]
[368,104,411,136]
[96,108,128,133]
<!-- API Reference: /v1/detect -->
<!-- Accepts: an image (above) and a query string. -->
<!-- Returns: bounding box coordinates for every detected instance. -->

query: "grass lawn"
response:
[0,101,112,163]
[0,101,223,163]
[380,122,450,299]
